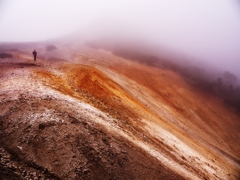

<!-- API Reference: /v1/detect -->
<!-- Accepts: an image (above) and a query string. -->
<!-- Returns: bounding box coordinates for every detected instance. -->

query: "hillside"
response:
[0,44,239,179]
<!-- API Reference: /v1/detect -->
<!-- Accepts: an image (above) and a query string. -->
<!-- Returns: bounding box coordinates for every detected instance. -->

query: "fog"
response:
[1,0,240,77]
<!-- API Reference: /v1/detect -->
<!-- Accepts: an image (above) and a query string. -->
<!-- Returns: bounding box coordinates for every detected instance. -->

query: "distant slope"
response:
[86,40,240,113]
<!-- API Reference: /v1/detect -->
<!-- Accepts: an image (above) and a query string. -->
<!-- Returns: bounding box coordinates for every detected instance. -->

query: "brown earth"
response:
[0,45,239,179]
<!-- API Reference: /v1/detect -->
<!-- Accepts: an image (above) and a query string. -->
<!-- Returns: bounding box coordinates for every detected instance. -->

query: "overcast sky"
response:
[0,0,240,76]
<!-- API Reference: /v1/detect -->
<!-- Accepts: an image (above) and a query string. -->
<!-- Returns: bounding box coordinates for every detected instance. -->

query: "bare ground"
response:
[0,46,239,179]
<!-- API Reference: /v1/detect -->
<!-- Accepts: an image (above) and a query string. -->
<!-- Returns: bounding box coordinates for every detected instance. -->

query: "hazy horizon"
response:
[1,0,240,77]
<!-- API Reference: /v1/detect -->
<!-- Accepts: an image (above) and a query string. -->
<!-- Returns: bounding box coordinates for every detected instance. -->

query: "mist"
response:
[1,0,240,78]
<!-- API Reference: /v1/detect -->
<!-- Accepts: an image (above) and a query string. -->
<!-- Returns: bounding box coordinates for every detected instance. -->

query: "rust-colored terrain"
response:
[0,44,239,179]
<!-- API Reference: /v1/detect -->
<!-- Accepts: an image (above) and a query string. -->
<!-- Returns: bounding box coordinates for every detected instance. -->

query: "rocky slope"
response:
[0,45,239,179]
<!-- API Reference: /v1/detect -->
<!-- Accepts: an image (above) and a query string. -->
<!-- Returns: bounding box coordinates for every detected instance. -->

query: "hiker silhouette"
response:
[32,49,37,61]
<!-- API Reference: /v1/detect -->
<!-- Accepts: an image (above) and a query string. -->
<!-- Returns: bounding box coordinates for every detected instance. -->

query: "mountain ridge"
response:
[0,44,239,179]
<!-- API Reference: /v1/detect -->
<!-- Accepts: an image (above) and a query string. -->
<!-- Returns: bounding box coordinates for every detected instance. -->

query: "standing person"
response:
[32,49,37,61]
